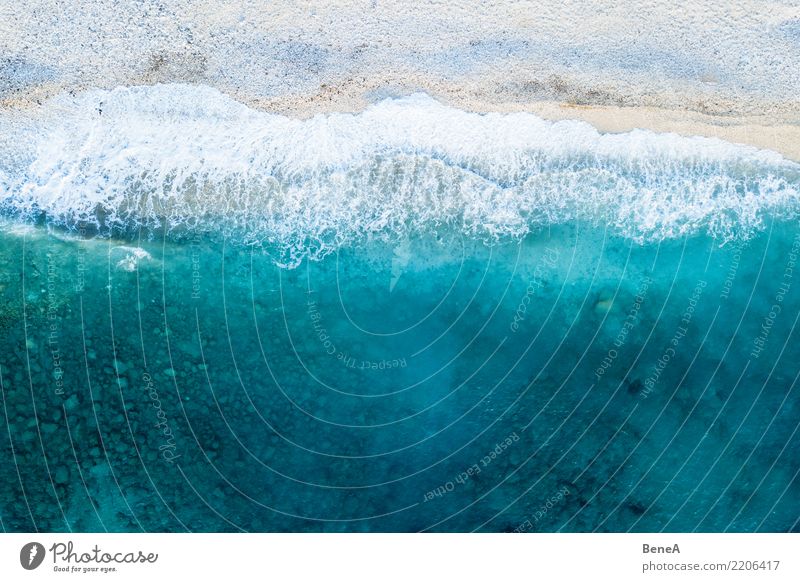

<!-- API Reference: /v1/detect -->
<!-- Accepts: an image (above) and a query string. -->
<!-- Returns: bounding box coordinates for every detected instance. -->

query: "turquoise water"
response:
[0,221,798,532]
[0,87,799,532]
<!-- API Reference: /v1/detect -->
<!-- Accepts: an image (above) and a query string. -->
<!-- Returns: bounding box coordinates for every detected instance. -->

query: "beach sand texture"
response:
[1,1,799,158]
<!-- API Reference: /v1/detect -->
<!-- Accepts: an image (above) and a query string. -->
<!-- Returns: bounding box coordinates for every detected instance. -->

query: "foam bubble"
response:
[1,84,798,265]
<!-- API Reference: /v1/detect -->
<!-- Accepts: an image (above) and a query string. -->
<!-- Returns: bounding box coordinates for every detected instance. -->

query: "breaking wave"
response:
[0,84,798,265]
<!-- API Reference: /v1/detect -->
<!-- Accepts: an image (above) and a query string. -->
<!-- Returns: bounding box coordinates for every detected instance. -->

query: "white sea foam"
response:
[0,84,798,265]
[110,246,152,272]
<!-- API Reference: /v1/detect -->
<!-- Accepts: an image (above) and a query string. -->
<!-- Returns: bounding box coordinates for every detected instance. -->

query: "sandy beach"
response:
[2,0,800,158]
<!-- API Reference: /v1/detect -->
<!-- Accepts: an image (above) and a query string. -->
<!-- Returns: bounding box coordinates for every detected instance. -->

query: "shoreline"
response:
[4,1,800,160]
[3,81,799,163]
[253,84,800,162]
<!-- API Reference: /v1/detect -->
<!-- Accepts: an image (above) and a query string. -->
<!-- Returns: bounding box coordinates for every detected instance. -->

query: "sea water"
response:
[0,86,798,532]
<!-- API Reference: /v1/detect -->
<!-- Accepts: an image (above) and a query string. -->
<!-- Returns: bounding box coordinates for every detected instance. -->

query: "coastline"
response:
[251,84,800,163]
[3,79,800,163]
[2,1,799,160]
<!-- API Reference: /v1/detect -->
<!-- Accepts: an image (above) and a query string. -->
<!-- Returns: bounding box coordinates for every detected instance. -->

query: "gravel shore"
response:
[2,1,799,158]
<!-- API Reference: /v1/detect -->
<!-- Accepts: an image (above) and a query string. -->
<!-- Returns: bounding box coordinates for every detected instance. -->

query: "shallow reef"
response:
[0,221,798,532]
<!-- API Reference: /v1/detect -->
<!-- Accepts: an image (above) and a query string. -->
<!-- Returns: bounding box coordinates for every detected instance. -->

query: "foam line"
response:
[1,84,798,265]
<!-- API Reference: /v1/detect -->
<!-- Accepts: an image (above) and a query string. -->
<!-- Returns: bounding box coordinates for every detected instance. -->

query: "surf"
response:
[0,84,798,266]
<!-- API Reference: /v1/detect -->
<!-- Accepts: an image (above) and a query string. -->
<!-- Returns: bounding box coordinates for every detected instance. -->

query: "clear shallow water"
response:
[0,221,798,532]
[0,87,798,532]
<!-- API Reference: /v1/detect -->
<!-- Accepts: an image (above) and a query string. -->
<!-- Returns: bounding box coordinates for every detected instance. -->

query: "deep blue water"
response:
[0,220,798,532]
